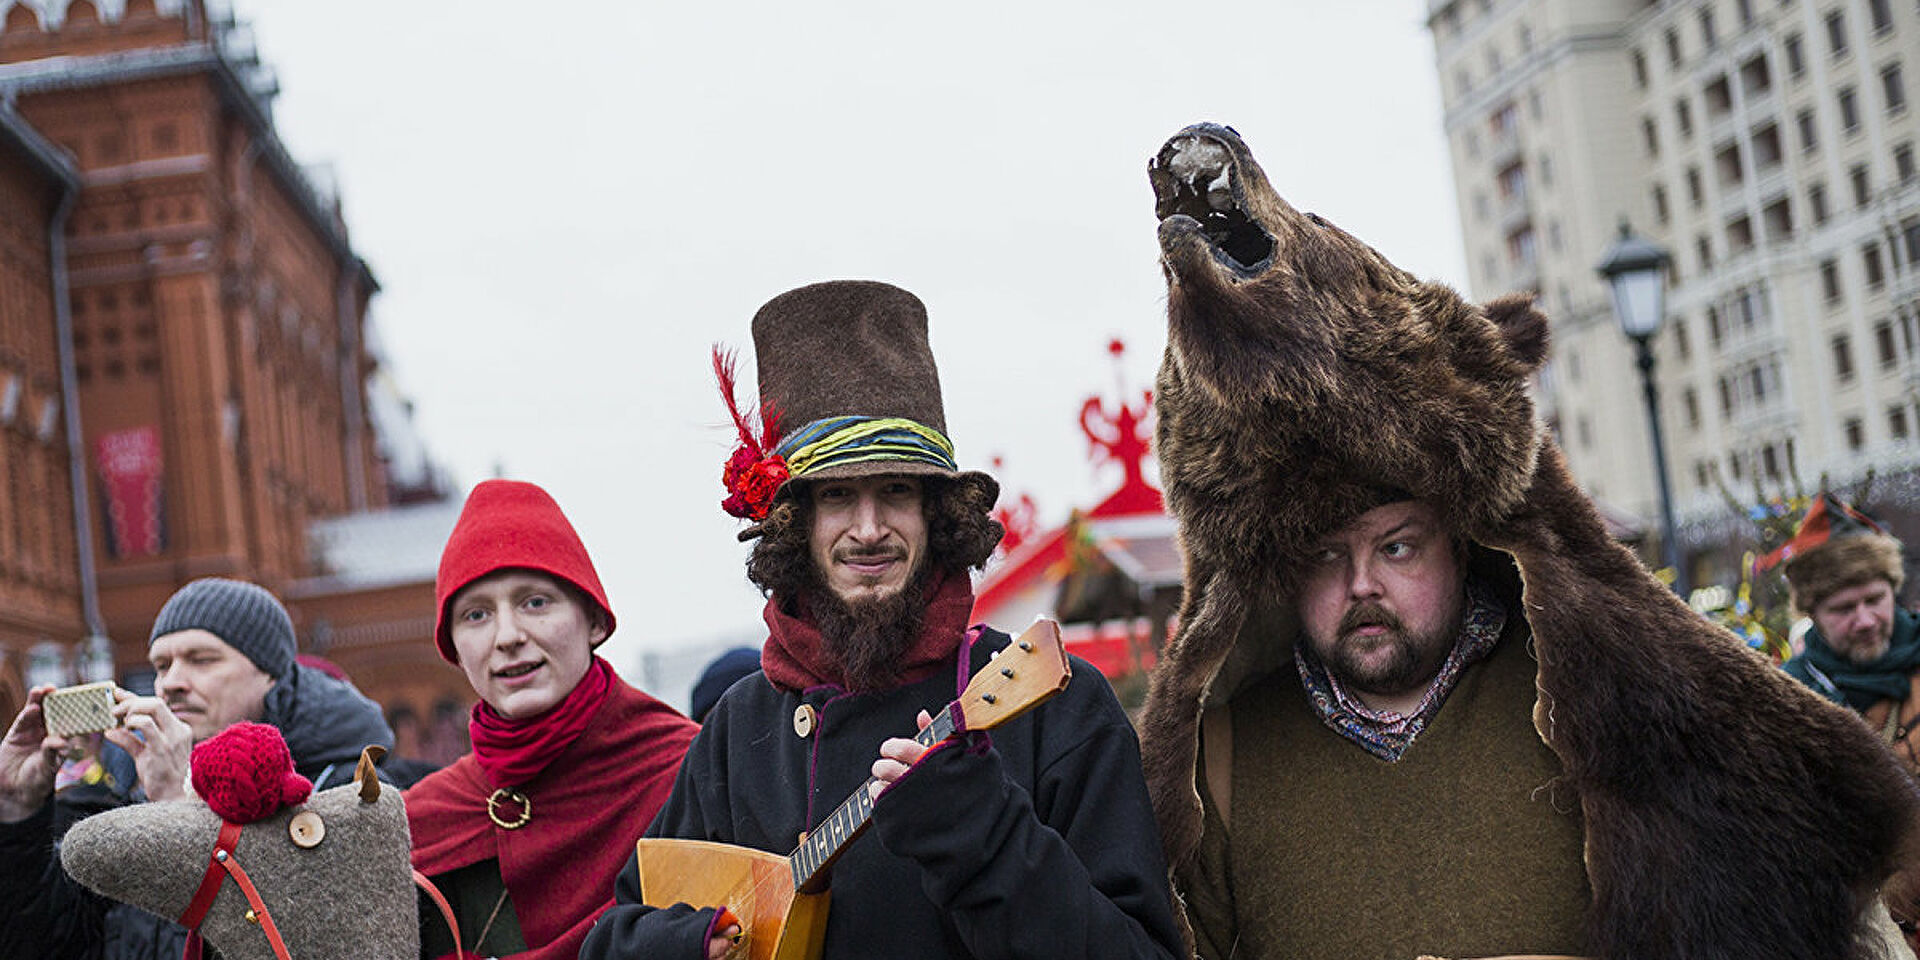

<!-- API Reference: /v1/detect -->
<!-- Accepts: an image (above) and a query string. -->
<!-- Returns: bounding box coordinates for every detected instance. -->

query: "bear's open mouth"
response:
[1150,133,1275,277]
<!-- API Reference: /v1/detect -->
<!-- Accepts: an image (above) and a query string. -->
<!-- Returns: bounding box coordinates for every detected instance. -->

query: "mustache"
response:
[1338,602,1404,637]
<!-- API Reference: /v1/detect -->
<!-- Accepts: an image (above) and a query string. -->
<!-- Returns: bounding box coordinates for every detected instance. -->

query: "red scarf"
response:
[762,571,976,691]
[406,671,698,960]
[469,656,613,788]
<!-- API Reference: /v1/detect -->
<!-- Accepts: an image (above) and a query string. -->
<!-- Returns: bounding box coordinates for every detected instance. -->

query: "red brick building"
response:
[0,0,464,735]
[0,97,88,719]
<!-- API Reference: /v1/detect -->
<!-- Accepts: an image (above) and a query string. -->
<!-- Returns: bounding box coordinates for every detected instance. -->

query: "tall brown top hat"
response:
[1762,493,1906,614]
[715,280,996,534]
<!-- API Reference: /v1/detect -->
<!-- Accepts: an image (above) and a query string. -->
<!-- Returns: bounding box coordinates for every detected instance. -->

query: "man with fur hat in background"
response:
[0,577,395,960]
[1777,495,1920,946]
[1780,494,1920,763]
[582,281,1181,960]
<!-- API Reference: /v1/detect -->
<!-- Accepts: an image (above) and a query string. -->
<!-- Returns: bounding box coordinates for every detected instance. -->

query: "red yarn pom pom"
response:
[189,722,313,824]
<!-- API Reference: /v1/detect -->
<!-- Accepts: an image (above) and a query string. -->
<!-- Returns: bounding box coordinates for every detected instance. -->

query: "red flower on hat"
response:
[714,347,785,522]
[720,445,790,521]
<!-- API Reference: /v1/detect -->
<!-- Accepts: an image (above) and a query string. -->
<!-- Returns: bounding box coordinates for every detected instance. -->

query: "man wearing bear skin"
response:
[582,281,1181,960]
[1137,123,1919,960]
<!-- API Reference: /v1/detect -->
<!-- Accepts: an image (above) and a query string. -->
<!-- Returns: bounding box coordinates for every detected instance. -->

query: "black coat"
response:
[582,628,1182,960]
[0,665,395,960]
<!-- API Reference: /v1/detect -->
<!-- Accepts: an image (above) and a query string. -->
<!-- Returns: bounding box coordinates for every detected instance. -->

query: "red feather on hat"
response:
[713,346,789,521]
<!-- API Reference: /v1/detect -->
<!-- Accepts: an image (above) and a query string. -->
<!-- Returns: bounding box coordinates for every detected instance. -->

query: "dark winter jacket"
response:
[0,664,395,960]
[581,627,1182,960]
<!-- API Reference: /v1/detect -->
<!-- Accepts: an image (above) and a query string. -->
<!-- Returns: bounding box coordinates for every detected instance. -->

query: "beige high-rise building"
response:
[1428,0,1919,592]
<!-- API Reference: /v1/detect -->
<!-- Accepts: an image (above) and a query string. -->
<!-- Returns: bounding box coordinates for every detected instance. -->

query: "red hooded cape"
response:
[405,675,697,959]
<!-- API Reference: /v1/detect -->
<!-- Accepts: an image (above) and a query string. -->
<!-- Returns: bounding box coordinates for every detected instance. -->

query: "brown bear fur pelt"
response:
[1137,122,1920,960]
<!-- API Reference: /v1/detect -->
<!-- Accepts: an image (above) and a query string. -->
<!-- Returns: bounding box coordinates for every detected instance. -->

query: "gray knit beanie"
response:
[148,578,297,681]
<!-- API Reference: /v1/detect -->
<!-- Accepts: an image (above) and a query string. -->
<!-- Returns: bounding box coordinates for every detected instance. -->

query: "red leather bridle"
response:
[178,821,291,960]
[173,818,463,960]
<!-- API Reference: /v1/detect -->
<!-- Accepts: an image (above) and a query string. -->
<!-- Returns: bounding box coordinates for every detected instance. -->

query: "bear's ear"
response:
[1485,293,1550,370]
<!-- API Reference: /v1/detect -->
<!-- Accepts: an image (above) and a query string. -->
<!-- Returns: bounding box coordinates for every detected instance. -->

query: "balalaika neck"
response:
[786,702,960,893]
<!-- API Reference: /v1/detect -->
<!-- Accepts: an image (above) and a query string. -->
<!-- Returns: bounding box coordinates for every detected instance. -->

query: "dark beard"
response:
[1314,600,1457,700]
[806,574,930,692]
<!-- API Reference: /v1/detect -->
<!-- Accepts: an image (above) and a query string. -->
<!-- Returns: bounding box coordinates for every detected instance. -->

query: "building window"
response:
[1840,86,1861,132]
[1507,226,1537,267]
[1798,108,1819,153]
[1835,333,1856,379]
[1764,197,1793,242]
[1708,305,1725,345]
[1852,164,1872,207]
[1667,27,1683,67]
[1498,162,1528,202]
[1741,54,1772,97]
[1643,116,1660,156]
[1687,166,1705,208]
[1738,0,1756,26]
[1698,234,1716,271]
[1491,102,1518,137]
[1884,63,1907,114]
[1654,184,1671,224]
[1728,212,1758,253]
[1786,32,1805,77]
[1822,258,1843,302]
[1762,444,1782,479]
[1684,387,1702,428]
[1716,142,1744,186]
[1753,122,1784,168]
[1718,376,1734,416]
[1705,75,1734,115]
[1700,8,1718,49]
[1864,242,1886,288]
[1632,49,1649,88]
[1827,9,1849,58]
[1846,417,1865,450]
[1674,318,1691,360]
[1893,406,1912,440]
[1897,143,1916,183]
[1676,97,1694,137]
[1905,218,1920,265]
[1877,320,1898,368]
[1810,181,1830,223]
[1870,0,1893,34]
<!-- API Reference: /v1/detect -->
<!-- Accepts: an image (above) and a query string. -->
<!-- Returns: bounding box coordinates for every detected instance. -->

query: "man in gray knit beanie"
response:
[0,577,397,959]
[149,577,298,683]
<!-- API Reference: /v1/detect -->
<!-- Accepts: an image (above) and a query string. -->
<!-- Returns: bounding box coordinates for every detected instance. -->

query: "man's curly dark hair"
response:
[747,474,1003,599]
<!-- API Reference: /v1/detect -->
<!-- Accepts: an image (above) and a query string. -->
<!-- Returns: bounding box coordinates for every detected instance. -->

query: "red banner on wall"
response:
[95,426,165,558]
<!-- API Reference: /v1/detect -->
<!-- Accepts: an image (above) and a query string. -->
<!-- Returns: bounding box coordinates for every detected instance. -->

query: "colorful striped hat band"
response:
[773,416,958,479]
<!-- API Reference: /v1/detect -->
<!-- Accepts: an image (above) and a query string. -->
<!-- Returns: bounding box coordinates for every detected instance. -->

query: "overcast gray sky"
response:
[232,1,1468,672]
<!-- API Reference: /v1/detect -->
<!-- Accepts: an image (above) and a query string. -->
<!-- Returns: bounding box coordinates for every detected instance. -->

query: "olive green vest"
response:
[1223,627,1590,960]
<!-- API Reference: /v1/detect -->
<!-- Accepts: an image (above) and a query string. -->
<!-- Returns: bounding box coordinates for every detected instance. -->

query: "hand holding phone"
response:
[42,682,120,739]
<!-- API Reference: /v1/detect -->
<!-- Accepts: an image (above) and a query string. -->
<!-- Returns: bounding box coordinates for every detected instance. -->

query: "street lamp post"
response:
[1596,223,1688,597]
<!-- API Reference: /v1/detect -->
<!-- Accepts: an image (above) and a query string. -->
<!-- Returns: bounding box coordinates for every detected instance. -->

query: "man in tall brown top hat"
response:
[582,281,1180,960]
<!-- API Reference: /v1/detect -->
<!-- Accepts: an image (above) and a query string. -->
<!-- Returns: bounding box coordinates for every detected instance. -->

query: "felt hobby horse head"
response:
[60,723,420,960]
[1137,122,1920,960]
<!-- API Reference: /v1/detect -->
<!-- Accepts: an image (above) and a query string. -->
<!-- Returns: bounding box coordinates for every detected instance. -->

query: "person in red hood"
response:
[405,479,698,960]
